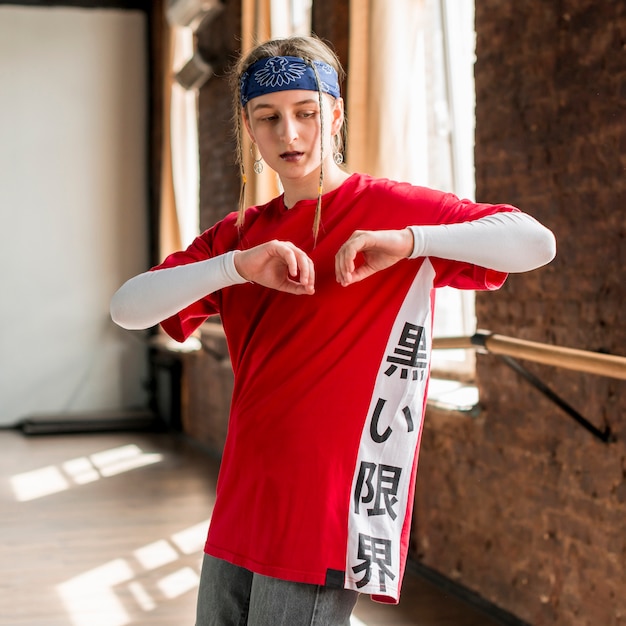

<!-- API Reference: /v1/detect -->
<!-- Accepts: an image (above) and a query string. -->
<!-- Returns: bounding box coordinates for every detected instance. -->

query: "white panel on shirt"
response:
[345,260,435,601]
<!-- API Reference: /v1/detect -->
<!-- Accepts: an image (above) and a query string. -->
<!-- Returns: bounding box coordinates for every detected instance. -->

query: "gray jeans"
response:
[195,554,358,626]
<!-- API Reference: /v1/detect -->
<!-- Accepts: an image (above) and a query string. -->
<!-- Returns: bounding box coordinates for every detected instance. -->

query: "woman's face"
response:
[243,89,343,184]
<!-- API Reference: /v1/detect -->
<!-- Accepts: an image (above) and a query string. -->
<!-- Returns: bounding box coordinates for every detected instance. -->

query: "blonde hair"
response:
[230,35,346,239]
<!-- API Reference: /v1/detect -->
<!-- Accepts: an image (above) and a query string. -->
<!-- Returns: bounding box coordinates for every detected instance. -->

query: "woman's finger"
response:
[335,231,368,284]
[278,242,315,293]
[293,248,315,291]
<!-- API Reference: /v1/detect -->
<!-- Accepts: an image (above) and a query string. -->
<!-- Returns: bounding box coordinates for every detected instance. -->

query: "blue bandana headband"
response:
[239,56,340,107]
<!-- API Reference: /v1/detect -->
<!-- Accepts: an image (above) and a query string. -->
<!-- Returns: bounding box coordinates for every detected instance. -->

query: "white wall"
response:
[0,6,149,426]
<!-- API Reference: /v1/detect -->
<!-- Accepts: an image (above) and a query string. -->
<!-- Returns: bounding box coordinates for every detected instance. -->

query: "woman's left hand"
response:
[335,228,414,286]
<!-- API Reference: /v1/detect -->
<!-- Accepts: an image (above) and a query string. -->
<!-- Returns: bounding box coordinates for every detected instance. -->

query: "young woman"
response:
[111,35,556,626]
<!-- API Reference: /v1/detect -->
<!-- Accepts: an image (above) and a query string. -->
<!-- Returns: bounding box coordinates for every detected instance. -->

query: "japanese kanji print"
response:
[345,260,435,601]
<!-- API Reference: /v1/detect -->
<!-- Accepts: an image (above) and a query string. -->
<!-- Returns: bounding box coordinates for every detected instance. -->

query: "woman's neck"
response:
[282,163,351,209]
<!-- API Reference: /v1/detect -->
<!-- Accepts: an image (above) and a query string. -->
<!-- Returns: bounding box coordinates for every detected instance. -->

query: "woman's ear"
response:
[330,97,345,135]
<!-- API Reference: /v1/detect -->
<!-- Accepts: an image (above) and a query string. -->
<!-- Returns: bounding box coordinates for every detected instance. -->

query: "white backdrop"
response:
[0,6,149,426]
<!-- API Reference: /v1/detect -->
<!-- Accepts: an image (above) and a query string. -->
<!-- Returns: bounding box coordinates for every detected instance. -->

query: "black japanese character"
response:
[370,398,414,443]
[354,461,402,520]
[370,398,392,442]
[352,533,395,592]
[385,322,427,379]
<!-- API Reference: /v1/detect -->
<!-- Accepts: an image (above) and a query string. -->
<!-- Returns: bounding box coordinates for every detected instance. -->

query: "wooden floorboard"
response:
[0,430,500,626]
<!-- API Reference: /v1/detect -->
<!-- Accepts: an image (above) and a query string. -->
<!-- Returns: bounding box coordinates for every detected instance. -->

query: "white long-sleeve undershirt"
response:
[110,250,247,330]
[408,211,556,272]
[110,211,555,331]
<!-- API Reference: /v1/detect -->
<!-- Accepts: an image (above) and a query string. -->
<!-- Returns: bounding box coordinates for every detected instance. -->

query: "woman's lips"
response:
[280,151,304,162]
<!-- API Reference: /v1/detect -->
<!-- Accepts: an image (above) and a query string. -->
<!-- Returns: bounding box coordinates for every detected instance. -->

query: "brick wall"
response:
[412,3,626,625]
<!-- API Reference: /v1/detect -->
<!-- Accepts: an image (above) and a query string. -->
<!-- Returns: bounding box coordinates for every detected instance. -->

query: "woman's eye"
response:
[299,111,316,118]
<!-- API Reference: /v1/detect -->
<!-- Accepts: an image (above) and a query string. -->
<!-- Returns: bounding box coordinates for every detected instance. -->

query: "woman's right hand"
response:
[233,241,315,295]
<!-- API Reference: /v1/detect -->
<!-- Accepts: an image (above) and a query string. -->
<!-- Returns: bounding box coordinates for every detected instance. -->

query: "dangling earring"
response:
[332,135,344,165]
[251,144,264,174]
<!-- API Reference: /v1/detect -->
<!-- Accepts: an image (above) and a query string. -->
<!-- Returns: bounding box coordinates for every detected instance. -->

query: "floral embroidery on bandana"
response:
[254,57,308,88]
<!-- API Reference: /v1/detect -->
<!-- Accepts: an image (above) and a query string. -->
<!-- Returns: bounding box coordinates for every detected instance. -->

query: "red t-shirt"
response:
[156,173,513,602]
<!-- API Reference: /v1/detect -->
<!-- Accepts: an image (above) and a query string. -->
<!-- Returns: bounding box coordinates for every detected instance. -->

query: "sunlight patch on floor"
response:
[133,540,179,570]
[57,558,135,626]
[157,567,201,599]
[10,464,70,501]
[56,518,210,626]
[10,444,163,501]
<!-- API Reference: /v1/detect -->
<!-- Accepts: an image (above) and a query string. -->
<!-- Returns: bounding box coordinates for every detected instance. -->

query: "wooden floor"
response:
[0,429,501,626]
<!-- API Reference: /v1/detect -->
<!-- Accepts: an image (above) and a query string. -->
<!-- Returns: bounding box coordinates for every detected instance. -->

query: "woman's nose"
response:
[279,117,298,143]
